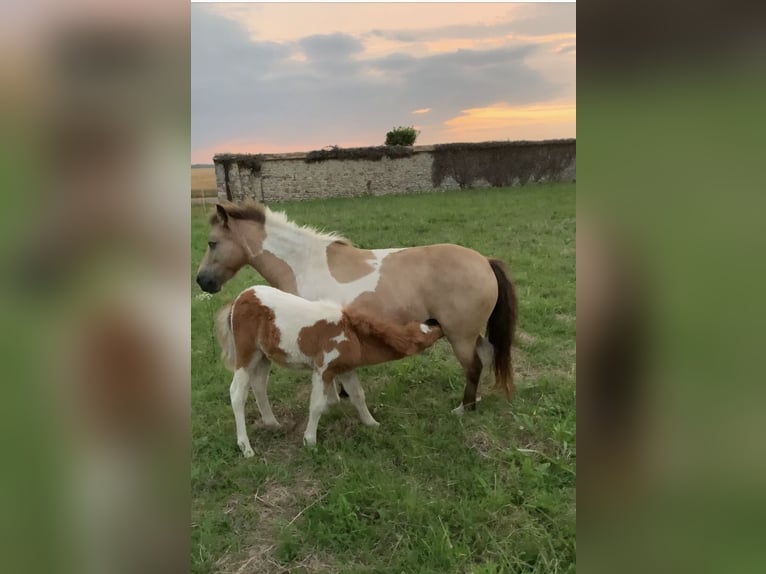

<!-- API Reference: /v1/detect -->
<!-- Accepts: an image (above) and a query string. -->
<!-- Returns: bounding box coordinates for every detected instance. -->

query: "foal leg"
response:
[336,371,379,427]
[230,368,255,458]
[303,371,330,447]
[449,336,483,415]
[325,378,341,407]
[249,355,280,428]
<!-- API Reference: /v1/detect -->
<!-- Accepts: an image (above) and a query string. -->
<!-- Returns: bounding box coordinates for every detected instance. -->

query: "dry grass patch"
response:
[216,479,325,574]
[192,167,217,197]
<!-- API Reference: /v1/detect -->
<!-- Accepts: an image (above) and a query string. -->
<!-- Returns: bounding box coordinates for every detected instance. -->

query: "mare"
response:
[197,201,517,417]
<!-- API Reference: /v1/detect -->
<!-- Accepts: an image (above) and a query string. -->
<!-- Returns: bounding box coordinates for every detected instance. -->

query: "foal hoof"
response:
[302,436,317,448]
[261,419,282,430]
[238,441,255,458]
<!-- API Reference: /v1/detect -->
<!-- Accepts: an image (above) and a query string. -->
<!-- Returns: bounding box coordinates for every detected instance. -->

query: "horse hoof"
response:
[302,436,317,448]
[262,420,282,430]
[238,441,255,458]
[451,404,465,416]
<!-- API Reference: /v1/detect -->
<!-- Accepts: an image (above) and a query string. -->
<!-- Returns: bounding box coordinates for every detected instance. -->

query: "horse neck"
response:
[253,215,329,289]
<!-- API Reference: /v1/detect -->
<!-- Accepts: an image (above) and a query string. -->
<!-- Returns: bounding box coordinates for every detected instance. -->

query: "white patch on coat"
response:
[261,211,402,304]
[249,285,343,368]
[320,348,341,371]
[420,324,430,334]
[330,332,348,344]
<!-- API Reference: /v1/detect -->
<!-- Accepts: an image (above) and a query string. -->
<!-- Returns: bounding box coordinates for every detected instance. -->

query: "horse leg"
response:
[326,377,341,406]
[336,371,379,427]
[249,354,280,428]
[230,367,255,458]
[303,370,329,447]
[449,336,483,415]
[476,335,496,387]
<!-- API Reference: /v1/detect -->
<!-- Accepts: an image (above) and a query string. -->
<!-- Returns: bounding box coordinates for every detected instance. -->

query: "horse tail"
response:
[215,302,236,371]
[487,258,517,398]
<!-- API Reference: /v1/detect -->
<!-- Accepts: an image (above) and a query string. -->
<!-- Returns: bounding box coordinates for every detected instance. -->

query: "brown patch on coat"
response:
[254,250,298,294]
[297,312,443,387]
[297,320,345,363]
[297,319,348,387]
[230,290,287,368]
[323,312,443,384]
[326,242,376,283]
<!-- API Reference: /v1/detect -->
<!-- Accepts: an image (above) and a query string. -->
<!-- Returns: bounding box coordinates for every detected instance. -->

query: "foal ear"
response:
[216,204,229,226]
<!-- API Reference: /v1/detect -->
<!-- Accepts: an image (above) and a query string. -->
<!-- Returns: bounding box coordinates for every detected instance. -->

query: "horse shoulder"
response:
[325,241,378,284]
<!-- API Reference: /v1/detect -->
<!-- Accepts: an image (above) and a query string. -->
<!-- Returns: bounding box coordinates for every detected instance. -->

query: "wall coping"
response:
[213,138,576,164]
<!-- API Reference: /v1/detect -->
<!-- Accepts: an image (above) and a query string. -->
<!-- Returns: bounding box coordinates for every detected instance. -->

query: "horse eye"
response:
[208,241,217,249]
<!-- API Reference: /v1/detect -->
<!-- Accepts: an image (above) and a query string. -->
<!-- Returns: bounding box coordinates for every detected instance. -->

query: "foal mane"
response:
[344,309,442,357]
[211,200,351,245]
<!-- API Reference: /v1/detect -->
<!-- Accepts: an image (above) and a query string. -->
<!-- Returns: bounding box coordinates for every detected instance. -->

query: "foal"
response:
[216,285,443,454]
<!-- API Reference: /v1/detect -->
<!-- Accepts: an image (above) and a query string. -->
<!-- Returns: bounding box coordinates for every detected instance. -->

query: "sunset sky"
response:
[191,2,575,164]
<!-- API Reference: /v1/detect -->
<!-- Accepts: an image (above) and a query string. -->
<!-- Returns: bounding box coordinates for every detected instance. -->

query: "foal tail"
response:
[487,259,517,398]
[215,302,237,372]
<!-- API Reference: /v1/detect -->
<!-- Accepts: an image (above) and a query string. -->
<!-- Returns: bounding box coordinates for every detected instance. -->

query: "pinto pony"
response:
[216,285,443,453]
[197,201,517,414]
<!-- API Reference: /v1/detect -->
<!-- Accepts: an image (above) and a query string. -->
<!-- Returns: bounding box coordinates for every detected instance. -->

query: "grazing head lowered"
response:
[214,285,443,451]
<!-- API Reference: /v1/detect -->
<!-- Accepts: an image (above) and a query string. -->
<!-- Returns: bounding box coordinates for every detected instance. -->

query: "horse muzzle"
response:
[196,272,221,294]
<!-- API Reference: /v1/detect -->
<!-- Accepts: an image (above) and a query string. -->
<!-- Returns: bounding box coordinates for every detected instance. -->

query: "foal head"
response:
[196,202,267,293]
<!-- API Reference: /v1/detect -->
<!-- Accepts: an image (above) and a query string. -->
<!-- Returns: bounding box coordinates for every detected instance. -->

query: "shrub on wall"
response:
[213,153,263,172]
[385,126,419,146]
[305,145,414,163]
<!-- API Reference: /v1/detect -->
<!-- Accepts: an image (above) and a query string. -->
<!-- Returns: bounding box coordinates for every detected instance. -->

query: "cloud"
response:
[442,102,576,141]
[299,33,364,61]
[366,4,576,43]
[412,108,431,115]
[191,4,575,155]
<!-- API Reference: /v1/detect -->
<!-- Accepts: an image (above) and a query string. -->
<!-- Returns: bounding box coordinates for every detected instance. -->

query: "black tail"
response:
[487,259,517,398]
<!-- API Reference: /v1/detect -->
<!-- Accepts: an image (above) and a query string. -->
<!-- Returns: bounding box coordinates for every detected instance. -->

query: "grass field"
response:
[192,166,218,198]
[191,184,576,573]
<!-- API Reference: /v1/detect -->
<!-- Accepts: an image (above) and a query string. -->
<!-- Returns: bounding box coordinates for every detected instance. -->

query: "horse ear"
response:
[216,204,229,226]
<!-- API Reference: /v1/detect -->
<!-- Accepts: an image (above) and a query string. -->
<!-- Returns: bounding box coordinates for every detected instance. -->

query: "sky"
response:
[191,2,575,164]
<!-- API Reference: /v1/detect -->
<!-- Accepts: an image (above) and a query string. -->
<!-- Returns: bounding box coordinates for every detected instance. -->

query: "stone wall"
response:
[214,139,575,202]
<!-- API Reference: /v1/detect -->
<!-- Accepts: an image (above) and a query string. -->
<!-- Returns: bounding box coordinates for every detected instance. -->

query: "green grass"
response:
[191,185,575,573]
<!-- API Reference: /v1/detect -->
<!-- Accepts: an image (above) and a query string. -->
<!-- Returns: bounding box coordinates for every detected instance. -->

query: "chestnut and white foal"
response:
[216,285,443,454]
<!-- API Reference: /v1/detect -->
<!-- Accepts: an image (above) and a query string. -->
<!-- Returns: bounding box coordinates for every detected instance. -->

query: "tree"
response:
[385,126,419,146]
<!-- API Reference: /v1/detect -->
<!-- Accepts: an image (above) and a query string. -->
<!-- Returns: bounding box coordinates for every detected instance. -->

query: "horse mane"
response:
[344,309,442,357]
[210,200,266,226]
[211,200,351,245]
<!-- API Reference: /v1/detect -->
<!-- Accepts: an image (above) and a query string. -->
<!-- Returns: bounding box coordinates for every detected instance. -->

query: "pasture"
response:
[191,184,576,573]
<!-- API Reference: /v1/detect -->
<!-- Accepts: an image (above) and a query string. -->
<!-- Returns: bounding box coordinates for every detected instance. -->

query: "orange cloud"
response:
[439,101,576,142]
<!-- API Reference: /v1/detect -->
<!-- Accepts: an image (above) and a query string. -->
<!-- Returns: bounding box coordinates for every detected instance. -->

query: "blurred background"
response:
[0,1,189,573]
[1,0,765,572]
[578,1,766,573]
